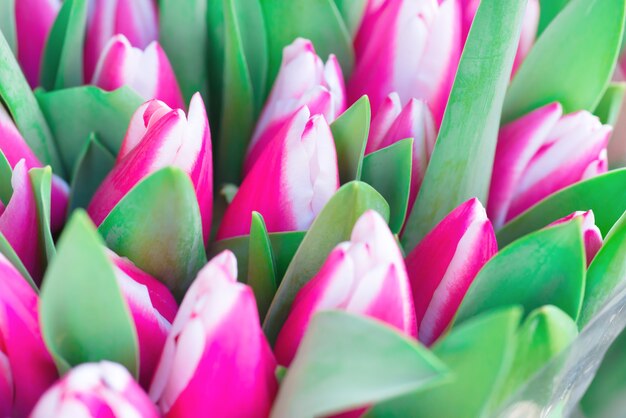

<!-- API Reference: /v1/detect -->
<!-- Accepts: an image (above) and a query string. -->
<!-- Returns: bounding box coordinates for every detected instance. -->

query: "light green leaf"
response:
[0,150,13,205]
[537,0,570,36]
[330,95,370,184]
[594,82,626,125]
[248,212,277,320]
[0,0,16,53]
[29,167,56,267]
[334,0,368,38]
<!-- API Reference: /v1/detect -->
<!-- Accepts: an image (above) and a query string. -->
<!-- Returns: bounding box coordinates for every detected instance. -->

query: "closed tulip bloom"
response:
[30,361,160,418]
[549,211,603,266]
[406,198,497,345]
[244,38,345,173]
[149,251,278,418]
[218,106,339,240]
[488,103,611,228]
[88,94,213,243]
[275,210,417,366]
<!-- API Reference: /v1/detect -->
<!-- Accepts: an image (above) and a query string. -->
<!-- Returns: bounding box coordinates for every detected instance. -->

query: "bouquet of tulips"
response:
[1,0,626,416]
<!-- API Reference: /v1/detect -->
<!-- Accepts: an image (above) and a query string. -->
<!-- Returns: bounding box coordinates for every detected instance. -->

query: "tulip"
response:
[149,251,277,418]
[274,210,417,366]
[218,105,339,240]
[405,198,497,345]
[488,102,611,229]
[91,34,185,109]
[84,0,159,81]
[88,93,213,243]
[244,38,346,173]
[549,211,603,267]
[349,0,462,126]
[30,361,160,418]
[0,252,57,417]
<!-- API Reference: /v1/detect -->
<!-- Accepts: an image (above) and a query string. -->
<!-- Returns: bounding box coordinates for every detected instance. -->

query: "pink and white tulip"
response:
[549,211,603,267]
[92,34,185,109]
[218,106,339,240]
[149,251,278,418]
[84,0,159,81]
[0,253,57,417]
[350,0,462,126]
[405,198,497,345]
[30,361,160,418]
[488,102,611,228]
[88,94,213,243]
[244,38,346,173]
[274,210,417,366]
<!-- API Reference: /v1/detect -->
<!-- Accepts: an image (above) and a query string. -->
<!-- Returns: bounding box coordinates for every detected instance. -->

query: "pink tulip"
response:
[275,210,417,366]
[0,253,57,417]
[367,92,437,212]
[88,93,213,243]
[350,0,462,126]
[30,361,160,418]
[244,38,346,173]
[84,0,159,81]
[549,211,603,266]
[14,0,61,87]
[92,34,185,109]
[488,102,611,228]
[218,106,339,240]
[149,251,278,418]
[406,198,497,345]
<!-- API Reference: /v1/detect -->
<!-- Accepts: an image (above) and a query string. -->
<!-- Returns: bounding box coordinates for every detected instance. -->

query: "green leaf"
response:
[366,307,522,418]
[68,133,116,212]
[496,169,626,247]
[98,167,206,299]
[594,82,626,125]
[361,138,412,234]
[537,0,570,36]
[401,0,528,252]
[263,181,389,344]
[503,0,626,123]
[39,0,86,91]
[271,311,448,418]
[0,150,13,205]
[456,220,586,324]
[0,232,37,291]
[0,0,16,53]
[29,167,56,267]
[330,95,370,184]
[40,211,138,376]
[334,0,368,38]
[247,212,277,320]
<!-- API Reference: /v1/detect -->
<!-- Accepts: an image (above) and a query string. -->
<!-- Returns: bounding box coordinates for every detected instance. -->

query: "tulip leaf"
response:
[496,169,626,247]
[537,0,570,36]
[503,0,626,122]
[0,150,13,205]
[361,138,412,234]
[334,0,368,38]
[0,232,36,291]
[39,0,86,91]
[271,311,448,418]
[0,31,63,175]
[248,212,277,320]
[0,0,16,53]
[36,86,143,177]
[29,167,56,267]
[261,0,354,88]
[330,95,370,184]
[263,181,390,344]
[456,219,586,324]
[40,211,139,376]
[402,0,528,252]
[98,167,207,299]
[68,133,116,212]
[594,82,626,125]
[366,307,522,418]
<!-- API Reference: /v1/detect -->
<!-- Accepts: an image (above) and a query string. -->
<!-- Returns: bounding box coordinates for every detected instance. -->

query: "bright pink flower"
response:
[88,94,213,243]
[92,34,185,109]
[406,198,497,345]
[149,251,277,418]
[488,102,611,228]
[30,361,160,418]
[218,106,339,240]
[244,38,345,173]
[0,253,57,417]
[84,0,158,81]
[275,210,417,366]
[549,211,603,266]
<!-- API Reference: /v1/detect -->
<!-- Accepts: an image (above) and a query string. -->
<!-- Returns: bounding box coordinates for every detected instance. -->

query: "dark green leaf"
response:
[330,95,370,184]
[594,82,626,125]
[537,0,570,36]
[247,212,277,320]
[0,150,13,205]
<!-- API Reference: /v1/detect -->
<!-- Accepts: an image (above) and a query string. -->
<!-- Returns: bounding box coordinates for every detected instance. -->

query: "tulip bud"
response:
[218,106,339,240]
[0,253,57,417]
[488,102,612,228]
[274,210,417,366]
[30,361,160,418]
[91,35,185,109]
[549,211,603,266]
[245,38,345,173]
[88,93,213,243]
[149,251,278,418]
[406,198,497,345]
